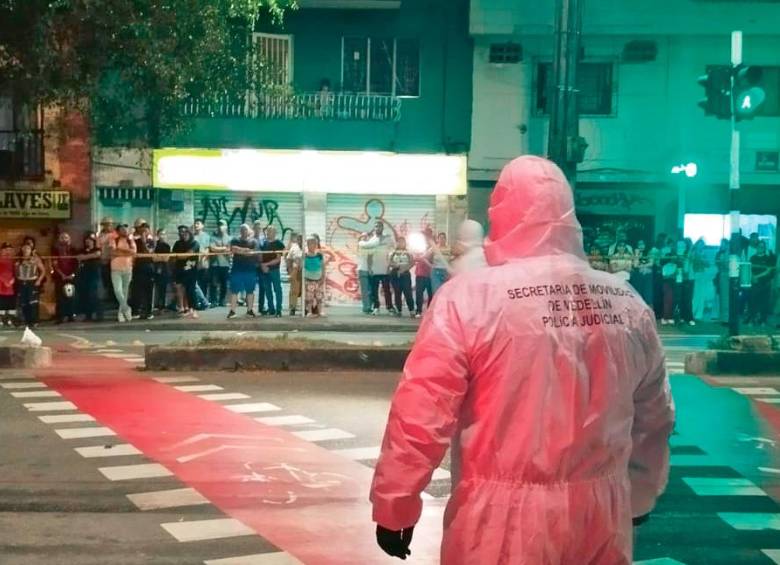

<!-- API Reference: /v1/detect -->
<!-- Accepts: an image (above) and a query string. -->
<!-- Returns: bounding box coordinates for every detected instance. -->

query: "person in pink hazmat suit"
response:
[370,155,674,564]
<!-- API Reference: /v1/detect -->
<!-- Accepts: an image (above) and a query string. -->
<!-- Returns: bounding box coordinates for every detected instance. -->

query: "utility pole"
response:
[548,0,584,187]
[728,30,742,337]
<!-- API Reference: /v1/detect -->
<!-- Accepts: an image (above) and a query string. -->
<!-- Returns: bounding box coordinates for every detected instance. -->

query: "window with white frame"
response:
[342,37,420,97]
[253,33,294,87]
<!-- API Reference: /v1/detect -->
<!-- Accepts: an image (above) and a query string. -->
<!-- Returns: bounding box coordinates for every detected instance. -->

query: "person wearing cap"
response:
[370,156,674,564]
[172,225,201,319]
[97,216,116,304]
[227,223,259,319]
[109,223,137,322]
[210,220,232,308]
[131,223,156,320]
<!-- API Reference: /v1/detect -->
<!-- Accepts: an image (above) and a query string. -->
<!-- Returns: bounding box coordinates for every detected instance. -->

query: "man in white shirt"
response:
[358,221,395,315]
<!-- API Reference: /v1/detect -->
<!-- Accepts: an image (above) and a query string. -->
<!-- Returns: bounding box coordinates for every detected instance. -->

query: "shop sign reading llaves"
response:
[0,190,72,219]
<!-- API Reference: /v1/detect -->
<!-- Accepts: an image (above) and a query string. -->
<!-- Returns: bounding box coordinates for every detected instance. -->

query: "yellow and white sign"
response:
[0,190,72,219]
[153,148,467,196]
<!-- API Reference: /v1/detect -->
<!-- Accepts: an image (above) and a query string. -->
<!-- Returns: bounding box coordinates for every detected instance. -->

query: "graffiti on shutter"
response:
[194,192,302,245]
[325,195,436,305]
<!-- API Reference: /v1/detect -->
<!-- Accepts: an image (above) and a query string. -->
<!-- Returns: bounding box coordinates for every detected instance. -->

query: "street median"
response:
[685,335,780,375]
[144,336,411,372]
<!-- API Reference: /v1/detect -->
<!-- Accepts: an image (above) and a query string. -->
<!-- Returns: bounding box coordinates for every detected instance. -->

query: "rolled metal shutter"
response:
[325,194,436,305]
[193,191,304,245]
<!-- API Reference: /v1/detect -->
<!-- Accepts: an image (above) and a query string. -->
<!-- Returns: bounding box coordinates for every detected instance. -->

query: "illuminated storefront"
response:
[142,148,468,305]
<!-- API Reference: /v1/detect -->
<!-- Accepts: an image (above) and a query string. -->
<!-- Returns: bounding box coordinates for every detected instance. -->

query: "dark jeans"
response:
[680,280,694,323]
[391,271,415,314]
[78,271,103,320]
[180,271,199,310]
[652,269,664,319]
[210,266,230,306]
[747,283,771,324]
[263,269,283,315]
[630,271,654,308]
[371,274,393,310]
[18,281,39,326]
[132,268,155,317]
[154,270,170,311]
[256,269,267,312]
[415,275,432,314]
[55,278,76,321]
[101,263,116,305]
[197,268,211,307]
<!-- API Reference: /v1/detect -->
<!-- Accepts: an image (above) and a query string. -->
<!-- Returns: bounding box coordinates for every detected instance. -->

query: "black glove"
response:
[376,524,414,560]
[632,513,650,527]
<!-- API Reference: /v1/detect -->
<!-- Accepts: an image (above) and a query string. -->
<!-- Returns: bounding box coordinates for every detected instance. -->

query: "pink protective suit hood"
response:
[485,155,586,265]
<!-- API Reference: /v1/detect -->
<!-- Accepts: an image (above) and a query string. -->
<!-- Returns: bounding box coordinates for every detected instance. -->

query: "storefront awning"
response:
[153,148,467,196]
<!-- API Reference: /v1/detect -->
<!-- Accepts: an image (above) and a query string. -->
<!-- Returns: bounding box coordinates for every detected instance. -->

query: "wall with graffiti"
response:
[192,191,303,245]
[325,195,436,305]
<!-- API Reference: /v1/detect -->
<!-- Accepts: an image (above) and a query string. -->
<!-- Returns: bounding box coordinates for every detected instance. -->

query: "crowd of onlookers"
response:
[586,230,778,327]
[0,216,487,327]
[0,217,328,327]
[5,217,773,329]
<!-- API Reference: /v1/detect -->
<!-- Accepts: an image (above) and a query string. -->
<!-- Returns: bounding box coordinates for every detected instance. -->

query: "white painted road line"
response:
[763,549,780,564]
[256,415,316,427]
[95,349,122,353]
[24,401,76,412]
[161,518,255,542]
[1,381,46,389]
[0,373,33,380]
[671,454,724,467]
[732,387,780,396]
[200,392,251,401]
[39,414,95,424]
[11,390,61,398]
[225,402,282,414]
[154,376,200,384]
[683,477,765,496]
[101,353,134,359]
[718,512,780,530]
[634,559,688,565]
[205,552,304,565]
[431,468,451,481]
[292,428,355,442]
[757,397,780,404]
[331,446,381,461]
[55,426,116,440]
[99,463,173,481]
[711,376,762,385]
[127,487,209,511]
[175,384,224,393]
[75,444,141,458]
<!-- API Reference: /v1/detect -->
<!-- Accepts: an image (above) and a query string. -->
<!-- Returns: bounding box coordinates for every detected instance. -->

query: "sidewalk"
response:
[48,303,778,335]
[59,305,421,333]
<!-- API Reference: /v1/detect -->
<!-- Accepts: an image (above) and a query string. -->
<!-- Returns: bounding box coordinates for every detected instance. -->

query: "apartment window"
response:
[253,33,294,87]
[342,37,420,97]
[489,43,522,64]
[536,61,615,116]
[0,95,44,180]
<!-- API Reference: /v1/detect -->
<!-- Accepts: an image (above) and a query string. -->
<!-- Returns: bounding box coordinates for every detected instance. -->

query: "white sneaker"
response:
[371,308,379,316]
[123,310,132,322]
[117,311,126,323]
[688,320,696,326]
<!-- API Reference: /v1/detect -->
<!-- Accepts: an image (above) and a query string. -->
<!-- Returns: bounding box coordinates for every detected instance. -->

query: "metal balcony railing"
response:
[182,92,402,122]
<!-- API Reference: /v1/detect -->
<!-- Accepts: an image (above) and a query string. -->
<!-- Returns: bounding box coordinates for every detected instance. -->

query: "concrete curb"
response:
[0,346,53,369]
[63,319,419,334]
[145,345,410,372]
[685,350,780,375]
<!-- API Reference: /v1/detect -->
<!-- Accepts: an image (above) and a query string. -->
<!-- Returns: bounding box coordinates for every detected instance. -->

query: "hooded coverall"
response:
[370,156,675,564]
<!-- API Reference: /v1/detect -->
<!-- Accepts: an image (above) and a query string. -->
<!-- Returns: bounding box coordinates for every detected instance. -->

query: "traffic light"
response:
[698,66,732,119]
[733,65,765,121]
